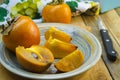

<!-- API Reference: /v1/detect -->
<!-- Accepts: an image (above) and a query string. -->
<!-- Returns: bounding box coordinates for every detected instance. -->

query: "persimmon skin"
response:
[2,16,40,52]
[42,4,72,23]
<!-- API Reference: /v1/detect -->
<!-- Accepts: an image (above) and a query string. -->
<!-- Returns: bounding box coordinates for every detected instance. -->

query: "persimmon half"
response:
[2,16,40,52]
[16,45,54,72]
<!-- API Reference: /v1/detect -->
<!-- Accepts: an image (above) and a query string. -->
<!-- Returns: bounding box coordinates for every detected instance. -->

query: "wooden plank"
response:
[115,7,120,16]
[83,16,112,78]
[71,16,91,31]
[99,10,120,80]
[101,10,120,46]
[0,64,28,80]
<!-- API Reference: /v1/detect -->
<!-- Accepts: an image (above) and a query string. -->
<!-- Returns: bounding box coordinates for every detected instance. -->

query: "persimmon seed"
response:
[31,52,38,59]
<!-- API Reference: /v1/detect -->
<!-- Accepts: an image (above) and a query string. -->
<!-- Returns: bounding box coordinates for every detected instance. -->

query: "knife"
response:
[98,17,117,62]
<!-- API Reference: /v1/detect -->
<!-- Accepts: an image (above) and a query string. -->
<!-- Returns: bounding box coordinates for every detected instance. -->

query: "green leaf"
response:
[0,7,8,17]
[0,15,5,22]
[66,1,78,12]
[3,0,9,4]
[76,0,81,2]
[0,7,8,22]
[21,0,25,2]
[32,13,41,19]
[85,2,89,4]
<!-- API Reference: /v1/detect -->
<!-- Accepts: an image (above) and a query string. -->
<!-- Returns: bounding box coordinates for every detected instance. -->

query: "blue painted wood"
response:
[93,0,120,13]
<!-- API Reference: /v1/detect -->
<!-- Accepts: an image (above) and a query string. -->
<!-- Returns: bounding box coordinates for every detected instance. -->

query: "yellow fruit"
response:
[44,37,77,58]
[16,45,54,72]
[45,27,72,42]
[55,50,84,72]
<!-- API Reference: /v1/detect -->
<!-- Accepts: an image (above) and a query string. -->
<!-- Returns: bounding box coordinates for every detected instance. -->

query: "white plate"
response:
[0,23,102,80]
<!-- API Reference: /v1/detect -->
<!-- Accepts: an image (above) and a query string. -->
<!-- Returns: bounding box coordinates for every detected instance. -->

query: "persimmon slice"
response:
[55,50,84,72]
[45,27,72,42]
[45,37,77,58]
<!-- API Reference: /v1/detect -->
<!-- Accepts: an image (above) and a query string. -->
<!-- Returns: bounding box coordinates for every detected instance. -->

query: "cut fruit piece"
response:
[45,27,72,42]
[55,50,84,72]
[44,37,77,58]
[16,45,54,72]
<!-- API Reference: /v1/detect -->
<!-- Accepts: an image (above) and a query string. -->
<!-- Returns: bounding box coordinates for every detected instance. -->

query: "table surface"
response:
[0,7,120,80]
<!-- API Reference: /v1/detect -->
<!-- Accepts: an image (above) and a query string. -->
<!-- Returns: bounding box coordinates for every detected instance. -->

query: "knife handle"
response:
[100,29,117,62]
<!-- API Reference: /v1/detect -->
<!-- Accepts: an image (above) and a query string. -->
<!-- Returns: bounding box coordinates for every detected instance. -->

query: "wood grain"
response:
[115,8,120,16]
[0,64,28,80]
[72,16,91,31]
[100,9,120,80]
[81,15,113,80]
[101,10,120,46]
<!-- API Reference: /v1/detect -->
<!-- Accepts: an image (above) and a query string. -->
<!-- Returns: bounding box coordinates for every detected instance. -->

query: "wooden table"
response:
[0,8,120,80]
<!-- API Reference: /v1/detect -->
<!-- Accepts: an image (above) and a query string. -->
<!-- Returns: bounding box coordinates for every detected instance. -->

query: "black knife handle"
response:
[100,29,117,62]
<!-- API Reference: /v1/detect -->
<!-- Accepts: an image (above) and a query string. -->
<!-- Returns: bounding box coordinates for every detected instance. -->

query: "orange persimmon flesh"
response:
[16,45,54,72]
[44,37,77,58]
[45,27,72,42]
[55,50,84,72]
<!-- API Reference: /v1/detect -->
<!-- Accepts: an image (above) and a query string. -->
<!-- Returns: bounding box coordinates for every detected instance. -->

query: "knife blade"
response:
[98,17,117,62]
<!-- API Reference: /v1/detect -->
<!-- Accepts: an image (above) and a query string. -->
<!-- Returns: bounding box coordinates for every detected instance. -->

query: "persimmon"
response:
[44,37,77,58]
[55,50,84,72]
[2,16,40,52]
[45,27,72,42]
[42,0,72,23]
[16,45,54,72]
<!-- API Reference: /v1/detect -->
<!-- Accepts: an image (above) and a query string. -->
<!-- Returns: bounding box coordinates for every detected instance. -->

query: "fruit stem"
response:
[48,0,64,5]
[6,17,11,25]
[1,16,20,35]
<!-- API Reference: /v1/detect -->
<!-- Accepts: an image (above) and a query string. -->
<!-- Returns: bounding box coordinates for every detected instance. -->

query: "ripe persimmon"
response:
[42,0,71,23]
[2,16,40,52]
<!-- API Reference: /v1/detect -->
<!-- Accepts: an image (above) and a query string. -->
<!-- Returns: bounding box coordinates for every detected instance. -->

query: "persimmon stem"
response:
[48,0,64,5]
[58,0,64,4]
[1,16,20,35]
[6,18,11,25]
